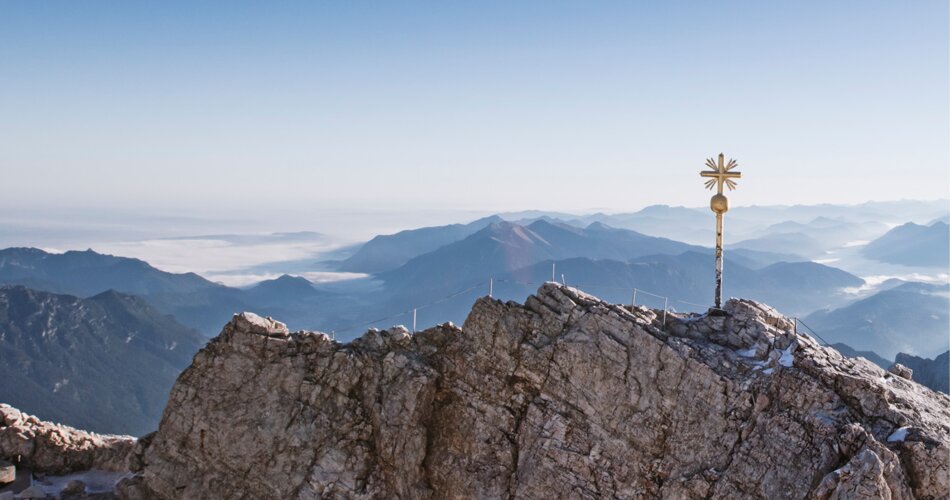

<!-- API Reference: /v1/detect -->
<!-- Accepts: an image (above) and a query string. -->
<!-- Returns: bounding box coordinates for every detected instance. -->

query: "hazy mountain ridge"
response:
[0,247,268,336]
[332,200,946,271]
[1,201,946,360]
[830,342,892,369]
[804,282,950,360]
[0,285,205,435]
[486,251,863,316]
[378,220,707,291]
[0,238,901,342]
[733,232,824,259]
[500,200,947,246]
[863,221,950,267]
[244,274,325,304]
[338,216,502,273]
[757,217,889,252]
[0,247,219,296]
[895,351,950,394]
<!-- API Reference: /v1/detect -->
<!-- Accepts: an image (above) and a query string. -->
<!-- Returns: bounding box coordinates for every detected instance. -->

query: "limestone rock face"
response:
[0,404,134,475]
[133,286,950,499]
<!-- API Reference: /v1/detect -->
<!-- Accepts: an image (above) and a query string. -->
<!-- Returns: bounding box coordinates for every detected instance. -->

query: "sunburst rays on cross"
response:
[700,154,741,194]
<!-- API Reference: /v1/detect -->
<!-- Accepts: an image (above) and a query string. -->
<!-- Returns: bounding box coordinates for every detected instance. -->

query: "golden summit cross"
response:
[700,154,742,195]
[699,153,742,311]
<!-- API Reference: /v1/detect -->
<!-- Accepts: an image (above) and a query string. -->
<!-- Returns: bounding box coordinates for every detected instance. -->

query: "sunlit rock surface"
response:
[0,404,134,475]
[117,284,949,499]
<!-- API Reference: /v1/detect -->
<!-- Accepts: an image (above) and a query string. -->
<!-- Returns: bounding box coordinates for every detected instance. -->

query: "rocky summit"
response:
[111,284,948,500]
[4,284,949,499]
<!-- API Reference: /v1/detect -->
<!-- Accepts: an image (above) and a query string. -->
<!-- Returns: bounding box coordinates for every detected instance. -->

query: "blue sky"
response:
[2,1,947,217]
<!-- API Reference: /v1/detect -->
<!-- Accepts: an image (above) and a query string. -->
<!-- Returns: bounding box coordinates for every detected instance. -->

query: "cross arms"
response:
[701,169,742,193]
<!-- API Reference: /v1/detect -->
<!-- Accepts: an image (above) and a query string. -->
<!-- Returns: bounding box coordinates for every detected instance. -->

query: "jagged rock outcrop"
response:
[121,286,950,499]
[0,404,134,475]
[894,351,950,395]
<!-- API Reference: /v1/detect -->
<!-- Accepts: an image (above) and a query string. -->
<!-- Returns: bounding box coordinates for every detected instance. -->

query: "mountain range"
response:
[0,247,217,297]
[804,282,950,360]
[337,216,502,273]
[491,200,947,247]
[378,220,705,291]
[863,221,949,267]
[1,203,949,436]
[895,351,949,394]
[0,247,250,335]
[475,252,863,315]
[732,217,889,258]
[0,215,936,349]
[0,285,204,435]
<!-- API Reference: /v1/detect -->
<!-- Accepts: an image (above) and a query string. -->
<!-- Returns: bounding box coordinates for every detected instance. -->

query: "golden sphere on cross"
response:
[710,193,729,213]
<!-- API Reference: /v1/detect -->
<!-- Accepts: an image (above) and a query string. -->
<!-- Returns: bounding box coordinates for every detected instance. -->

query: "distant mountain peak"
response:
[809,215,845,225]
[634,204,673,214]
[250,274,315,289]
[481,221,549,247]
[863,220,949,267]
[584,221,615,231]
[245,274,320,303]
[476,214,504,224]
[274,274,311,283]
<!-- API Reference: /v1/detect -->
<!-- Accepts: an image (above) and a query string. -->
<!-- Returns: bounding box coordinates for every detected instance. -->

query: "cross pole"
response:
[699,153,742,311]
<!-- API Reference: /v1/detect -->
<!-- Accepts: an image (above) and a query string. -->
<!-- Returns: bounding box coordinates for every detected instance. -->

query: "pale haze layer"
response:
[1,1,948,220]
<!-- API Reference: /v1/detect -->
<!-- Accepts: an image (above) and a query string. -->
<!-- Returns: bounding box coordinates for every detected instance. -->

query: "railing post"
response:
[412,308,417,334]
[663,297,669,326]
[489,278,493,298]
[552,262,556,282]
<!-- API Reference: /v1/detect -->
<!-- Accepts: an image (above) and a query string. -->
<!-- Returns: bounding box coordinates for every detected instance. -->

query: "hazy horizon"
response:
[2,196,948,243]
[1,198,946,288]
